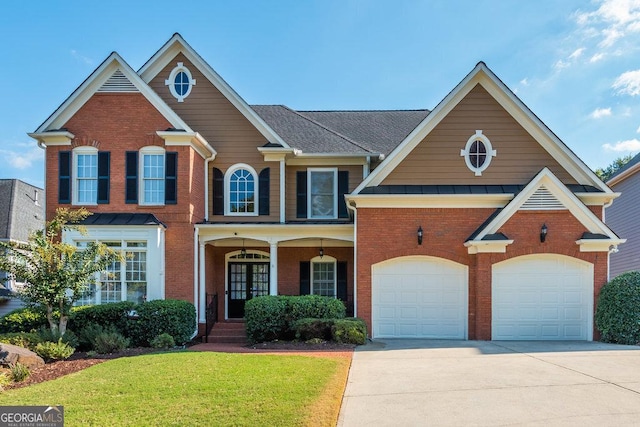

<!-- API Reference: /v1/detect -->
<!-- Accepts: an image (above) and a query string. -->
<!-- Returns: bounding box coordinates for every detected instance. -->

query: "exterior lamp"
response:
[241,239,247,258]
[417,226,423,245]
[319,239,324,258]
[540,224,548,243]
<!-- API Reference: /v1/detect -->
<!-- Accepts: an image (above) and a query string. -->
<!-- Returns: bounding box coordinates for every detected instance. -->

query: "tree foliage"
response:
[595,154,634,182]
[0,208,122,334]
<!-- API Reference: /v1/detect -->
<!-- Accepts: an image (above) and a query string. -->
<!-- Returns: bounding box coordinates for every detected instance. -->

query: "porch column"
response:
[270,242,278,295]
[199,243,206,324]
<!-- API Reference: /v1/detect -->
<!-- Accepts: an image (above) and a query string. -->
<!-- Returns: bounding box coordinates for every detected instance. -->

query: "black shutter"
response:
[296,171,307,218]
[337,261,348,302]
[338,171,349,218]
[125,151,138,204]
[259,168,270,216]
[300,261,310,295]
[165,152,177,204]
[58,151,71,204]
[212,168,224,216]
[97,152,110,204]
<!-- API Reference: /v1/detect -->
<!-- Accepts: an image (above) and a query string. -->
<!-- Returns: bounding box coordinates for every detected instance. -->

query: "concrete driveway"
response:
[338,340,640,426]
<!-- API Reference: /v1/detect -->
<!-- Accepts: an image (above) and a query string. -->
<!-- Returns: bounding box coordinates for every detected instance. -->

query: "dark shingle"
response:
[79,213,166,228]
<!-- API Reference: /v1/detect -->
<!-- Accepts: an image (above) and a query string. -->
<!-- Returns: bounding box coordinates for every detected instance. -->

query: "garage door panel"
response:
[372,257,467,339]
[492,255,593,341]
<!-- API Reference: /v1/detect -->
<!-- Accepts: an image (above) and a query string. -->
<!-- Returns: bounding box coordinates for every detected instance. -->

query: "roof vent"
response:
[520,185,566,210]
[97,69,138,93]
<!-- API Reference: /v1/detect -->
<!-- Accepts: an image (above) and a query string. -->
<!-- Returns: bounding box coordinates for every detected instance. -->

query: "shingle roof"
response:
[359,184,603,195]
[607,152,640,182]
[0,180,44,242]
[251,106,430,156]
[79,213,166,227]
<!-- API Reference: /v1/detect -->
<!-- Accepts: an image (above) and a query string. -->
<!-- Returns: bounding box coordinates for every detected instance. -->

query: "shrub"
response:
[128,300,195,346]
[150,333,175,349]
[0,373,11,390]
[0,332,43,350]
[245,296,288,344]
[93,332,129,354]
[596,271,640,344]
[35,339,75,361]
[69,302,136,336]
[331,318,367,345]
[0,307,48,333]
[76,323,119,351]
[286,295,346,321]
[293,318,335,341]
[10,362,30,382]
[37,327,79,349]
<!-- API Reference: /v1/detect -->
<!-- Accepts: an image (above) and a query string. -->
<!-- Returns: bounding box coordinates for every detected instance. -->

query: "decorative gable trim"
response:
[520,185,565,210]
[32,52,191,135]
[465,168,624,253]
[138,33,290,148]
[97,69,138,93]
[353,62,612,195]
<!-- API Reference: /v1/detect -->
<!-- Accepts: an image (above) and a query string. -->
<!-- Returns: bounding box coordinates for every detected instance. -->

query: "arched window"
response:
[225,164,258,215]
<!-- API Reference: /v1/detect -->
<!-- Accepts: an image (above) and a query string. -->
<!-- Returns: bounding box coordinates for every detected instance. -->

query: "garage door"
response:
[492,254,593,340]
[372,256,467,339]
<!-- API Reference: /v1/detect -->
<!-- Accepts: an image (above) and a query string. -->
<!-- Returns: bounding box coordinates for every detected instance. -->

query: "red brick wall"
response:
[46,93,206,304]
[356,207,609,340]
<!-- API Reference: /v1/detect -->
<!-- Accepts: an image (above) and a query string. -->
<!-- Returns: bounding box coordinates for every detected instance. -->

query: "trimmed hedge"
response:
[128,299,196,346]
[596,271,640,345]
[332,318,367,344]
[245,295,346,343]
[293,318,334,341]
[70,302,136,336]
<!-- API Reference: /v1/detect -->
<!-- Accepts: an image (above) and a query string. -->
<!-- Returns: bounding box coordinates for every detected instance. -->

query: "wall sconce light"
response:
[417,226,423,245]
[241,239,247,258]
[540,224,547,243]
[319,239,324,258]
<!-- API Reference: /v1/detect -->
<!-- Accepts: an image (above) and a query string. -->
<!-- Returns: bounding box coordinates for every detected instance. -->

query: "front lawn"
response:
[0,351,350,426]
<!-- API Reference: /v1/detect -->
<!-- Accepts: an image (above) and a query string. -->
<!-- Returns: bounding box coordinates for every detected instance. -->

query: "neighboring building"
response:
[0,179,44,316]
[606,153,640,278]
[29,34,623,341]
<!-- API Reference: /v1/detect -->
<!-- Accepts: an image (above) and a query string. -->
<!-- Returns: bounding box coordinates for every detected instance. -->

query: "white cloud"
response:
[573,0,640,55]
[0,145,43,170]
[590,107,613,118]
[70,49,93,66]
[520,77,529,86]
[637,125,640,132]
[554,59,569,71]
[603,138,640,151]
[613,69,640,95]
[590,52,605,62]
[569,47,585,59]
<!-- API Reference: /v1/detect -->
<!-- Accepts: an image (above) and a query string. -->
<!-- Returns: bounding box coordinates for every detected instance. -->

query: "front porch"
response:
[195,223,355,328]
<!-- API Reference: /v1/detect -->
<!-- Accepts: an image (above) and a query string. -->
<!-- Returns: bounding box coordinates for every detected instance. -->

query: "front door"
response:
[228,262,270,318]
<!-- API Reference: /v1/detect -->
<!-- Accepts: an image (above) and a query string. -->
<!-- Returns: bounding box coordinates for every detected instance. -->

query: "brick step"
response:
[204,335,248,344]
[203,321,247,343]
[211,322,246,330]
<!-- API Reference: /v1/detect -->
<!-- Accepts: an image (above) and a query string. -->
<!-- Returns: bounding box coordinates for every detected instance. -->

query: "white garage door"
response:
[492,254,593,340]
[372,256,467,339]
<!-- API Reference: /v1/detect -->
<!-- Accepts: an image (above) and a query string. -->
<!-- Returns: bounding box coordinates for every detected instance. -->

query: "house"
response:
[605,153,640,278]
[0,179,44,316]
[29,33,624,341]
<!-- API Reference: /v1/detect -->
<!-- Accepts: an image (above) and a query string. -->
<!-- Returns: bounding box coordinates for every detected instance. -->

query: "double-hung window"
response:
[308,168,337,219]
[74,147,98,204]
[311,256,336,297]
[142,149,165,205]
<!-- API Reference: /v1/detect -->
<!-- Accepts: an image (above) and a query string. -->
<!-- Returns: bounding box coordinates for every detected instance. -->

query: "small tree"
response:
[595,155,634,182]
[0,208,122,335]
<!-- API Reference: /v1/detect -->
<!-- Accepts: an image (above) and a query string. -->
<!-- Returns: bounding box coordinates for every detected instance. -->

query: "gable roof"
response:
[464,168,623,253]
[353,62,612,195]
[33,52,192,134]
[607,152,640,186]
[138,33,289,148]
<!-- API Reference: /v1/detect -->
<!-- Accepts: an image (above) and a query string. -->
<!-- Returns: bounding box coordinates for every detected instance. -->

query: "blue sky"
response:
[1,0,639,188]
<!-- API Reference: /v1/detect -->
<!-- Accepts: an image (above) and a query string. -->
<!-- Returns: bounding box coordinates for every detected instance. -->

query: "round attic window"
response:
[460,130,496,176]
[165,62,196,102]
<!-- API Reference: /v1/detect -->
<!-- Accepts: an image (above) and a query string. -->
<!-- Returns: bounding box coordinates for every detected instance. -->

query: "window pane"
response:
[310,171,335,217]
[143,154,165,204]
[312,262,336,297]
[76,153,98,203]
[229,168,255,214]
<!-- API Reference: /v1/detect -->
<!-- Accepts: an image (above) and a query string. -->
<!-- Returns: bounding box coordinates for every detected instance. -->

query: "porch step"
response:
[204,321,247,344]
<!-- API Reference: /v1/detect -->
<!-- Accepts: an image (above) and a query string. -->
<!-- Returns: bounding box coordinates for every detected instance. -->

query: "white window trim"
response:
[72,146,98,206]
[308,168,338,219]
[224,163,259,216]
[460,130,497,176]
[310,255,337,298]
[139,146,166,206]
[164,62,196,102]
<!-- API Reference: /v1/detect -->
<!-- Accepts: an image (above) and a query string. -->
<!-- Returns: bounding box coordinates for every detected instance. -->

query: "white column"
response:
[270,242,278,295]
[199,243,206,324]
[280,159,286,223]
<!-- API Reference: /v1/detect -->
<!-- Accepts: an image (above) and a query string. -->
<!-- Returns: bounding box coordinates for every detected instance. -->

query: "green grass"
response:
[0,351,347,426]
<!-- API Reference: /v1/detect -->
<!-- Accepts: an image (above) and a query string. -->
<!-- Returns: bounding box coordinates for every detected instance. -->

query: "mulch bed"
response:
[5,341,355,390]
